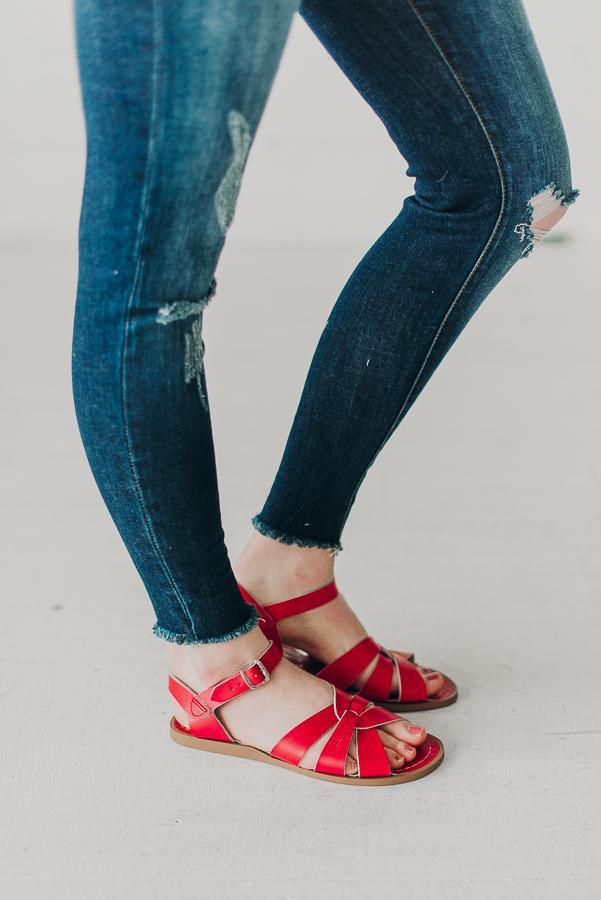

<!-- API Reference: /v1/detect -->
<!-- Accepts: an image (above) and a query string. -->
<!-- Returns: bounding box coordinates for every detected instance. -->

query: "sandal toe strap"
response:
[317,636,380,689]
[272,688,401,778]
[317,637,429,704]
[271,704,338,766]
[394,652,428,702]
[362,651,395,702]
[356,727,391,778]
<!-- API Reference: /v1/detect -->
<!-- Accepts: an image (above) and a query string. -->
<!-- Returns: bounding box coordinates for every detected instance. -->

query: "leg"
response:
[254,0,578,548]
[74,0,300,643]
[236,0,578,697]
[74,0,427,773]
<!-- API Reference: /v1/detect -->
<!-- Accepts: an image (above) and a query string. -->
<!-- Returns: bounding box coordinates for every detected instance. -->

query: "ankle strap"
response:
[169,638,282,717]
[265,580,338,623]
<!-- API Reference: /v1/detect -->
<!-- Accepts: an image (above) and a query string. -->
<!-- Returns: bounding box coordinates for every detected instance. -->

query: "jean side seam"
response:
[119,0,197,640]
[338,0,508,534]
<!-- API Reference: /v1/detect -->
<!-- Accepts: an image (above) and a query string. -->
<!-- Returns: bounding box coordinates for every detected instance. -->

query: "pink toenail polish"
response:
[408,725,425,734]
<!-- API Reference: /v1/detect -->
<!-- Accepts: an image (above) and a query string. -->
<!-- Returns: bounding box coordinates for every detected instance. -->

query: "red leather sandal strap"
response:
[361,652,394,702]
[235,586,282,648]
[315,693,364,777]
[396,654,428,702]
[209,639,282,704]
[273,687,399,778]
[169,674,204,719]
[317,636,380,689]
[271,704,338,765]
[168,674,234,742]
[264,580,339,623]
[356,727,391,778]
[272,687,401,778]
[169,638,282,719]
[354,704,400,730]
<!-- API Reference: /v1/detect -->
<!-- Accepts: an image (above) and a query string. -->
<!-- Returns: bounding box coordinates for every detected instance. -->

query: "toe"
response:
[387,739,416,763]
[422,669,444,696]
[397,741,417,761]
[345,754,358,776]
[384,746,406,770]
[390,650,444,699]
[383,717,428,747]
[345,734,359,776]
[378,729,418,760]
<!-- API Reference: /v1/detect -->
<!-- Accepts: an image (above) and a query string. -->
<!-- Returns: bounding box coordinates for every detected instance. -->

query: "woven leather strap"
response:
[272,688,401,777]
[318,637,427,703]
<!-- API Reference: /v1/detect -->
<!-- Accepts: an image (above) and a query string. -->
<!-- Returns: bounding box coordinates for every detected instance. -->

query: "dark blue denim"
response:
[73,0,578,643]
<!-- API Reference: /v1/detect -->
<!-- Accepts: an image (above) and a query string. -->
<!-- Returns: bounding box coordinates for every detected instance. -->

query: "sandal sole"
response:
[170,718,444,786]
[378,674,458,712]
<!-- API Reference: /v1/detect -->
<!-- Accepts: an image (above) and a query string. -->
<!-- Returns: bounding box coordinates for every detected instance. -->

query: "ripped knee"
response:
[155,278,216,412]
[215,110,252,236]
[514,183,580,258]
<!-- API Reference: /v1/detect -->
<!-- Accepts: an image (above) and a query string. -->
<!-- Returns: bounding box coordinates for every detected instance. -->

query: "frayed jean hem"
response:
[152,604,259,644]
[251,514,342,554]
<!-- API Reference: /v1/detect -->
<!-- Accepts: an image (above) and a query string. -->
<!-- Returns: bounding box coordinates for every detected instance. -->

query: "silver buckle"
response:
[241,658,270,689]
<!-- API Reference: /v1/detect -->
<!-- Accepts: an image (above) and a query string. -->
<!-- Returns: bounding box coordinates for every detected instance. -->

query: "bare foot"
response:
[233,532,444,699]
[170,625,428,776]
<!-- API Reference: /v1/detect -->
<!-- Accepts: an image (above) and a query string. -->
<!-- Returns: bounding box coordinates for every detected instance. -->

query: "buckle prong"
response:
[241,658,270,689]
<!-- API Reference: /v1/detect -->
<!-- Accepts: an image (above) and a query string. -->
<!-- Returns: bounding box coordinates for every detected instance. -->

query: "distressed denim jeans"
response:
[73,0,578,643]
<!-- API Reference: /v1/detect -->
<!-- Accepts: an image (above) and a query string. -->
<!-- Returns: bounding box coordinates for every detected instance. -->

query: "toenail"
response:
[408,725,426,735]
[405,744,416,753]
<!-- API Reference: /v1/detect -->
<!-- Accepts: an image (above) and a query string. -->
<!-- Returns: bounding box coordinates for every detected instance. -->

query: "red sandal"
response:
[237,580,458,713]
[169,633,444,785]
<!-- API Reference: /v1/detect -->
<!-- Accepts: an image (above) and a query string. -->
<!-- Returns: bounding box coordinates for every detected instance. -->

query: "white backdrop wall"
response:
[0,1,596,245]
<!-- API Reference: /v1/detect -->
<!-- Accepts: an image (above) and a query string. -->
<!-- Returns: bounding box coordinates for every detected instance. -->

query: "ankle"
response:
[169,625,269,692]
[235,532,335,602]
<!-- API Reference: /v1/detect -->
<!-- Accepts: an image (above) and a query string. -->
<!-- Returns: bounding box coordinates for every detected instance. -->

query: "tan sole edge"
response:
[380,682,459,713]
[169,718,444,786]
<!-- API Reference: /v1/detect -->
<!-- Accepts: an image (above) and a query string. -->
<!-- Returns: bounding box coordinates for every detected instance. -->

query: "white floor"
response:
[1,234,600,899]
